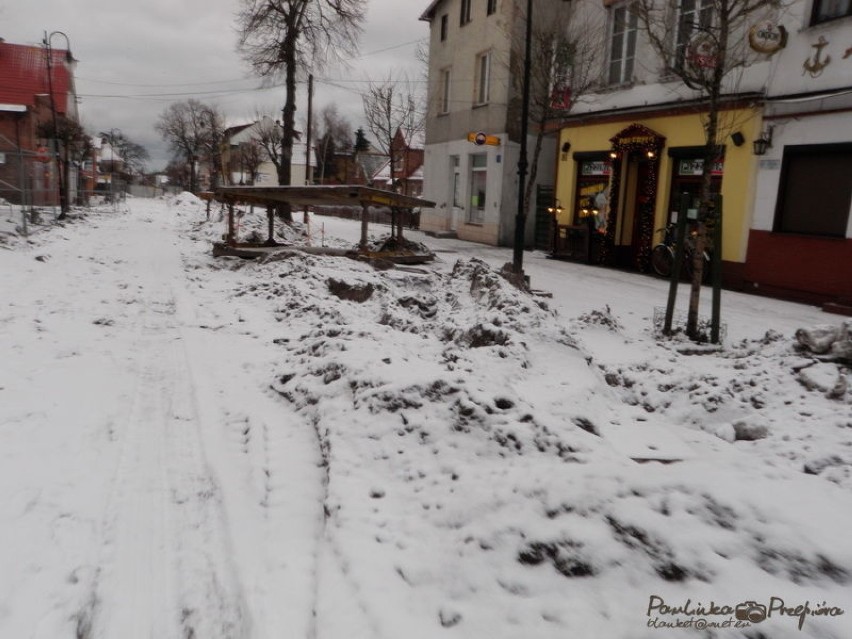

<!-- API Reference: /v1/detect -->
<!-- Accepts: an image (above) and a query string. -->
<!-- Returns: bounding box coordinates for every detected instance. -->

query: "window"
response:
[574,157,612,228]
[469,154,487,223]
[675,0,714,70]
[608,4,638,85]
[812,0,852,23]
[439,68,451,114]
[440,14,448,41]
[475,51,491,105]
[460,0,472,25]
[487,0,497,16]
[774,144,852,237]
[451,156,461,208]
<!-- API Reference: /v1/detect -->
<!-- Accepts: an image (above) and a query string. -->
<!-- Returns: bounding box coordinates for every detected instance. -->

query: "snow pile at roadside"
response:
[581,322,852,490]
[223,251,852,639]
[166,190,203,208]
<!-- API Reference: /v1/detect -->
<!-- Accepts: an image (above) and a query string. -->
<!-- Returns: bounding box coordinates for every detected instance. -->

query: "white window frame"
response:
[468,153,487,224]
[475,51,492,106]
[607,2,638,86]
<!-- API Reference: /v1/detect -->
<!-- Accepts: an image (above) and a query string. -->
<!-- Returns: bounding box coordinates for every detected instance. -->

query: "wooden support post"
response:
[266,204,275,246]
[227,203,235,246]
[664,193,691,335]
[360,202,369,250]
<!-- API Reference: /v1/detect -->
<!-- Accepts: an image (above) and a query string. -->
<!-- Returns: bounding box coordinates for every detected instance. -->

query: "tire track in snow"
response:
[173,297,329,638]
[83,216,248,638]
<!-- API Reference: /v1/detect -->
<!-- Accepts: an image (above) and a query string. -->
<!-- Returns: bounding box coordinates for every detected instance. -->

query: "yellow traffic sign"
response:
[467,131,501,146]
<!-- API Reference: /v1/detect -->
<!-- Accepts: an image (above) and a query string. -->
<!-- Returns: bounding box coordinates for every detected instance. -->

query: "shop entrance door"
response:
[614,155,655,268]
[605,123,665,271]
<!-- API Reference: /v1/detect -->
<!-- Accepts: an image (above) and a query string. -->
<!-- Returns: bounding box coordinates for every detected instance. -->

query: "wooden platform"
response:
[211,242,435,264]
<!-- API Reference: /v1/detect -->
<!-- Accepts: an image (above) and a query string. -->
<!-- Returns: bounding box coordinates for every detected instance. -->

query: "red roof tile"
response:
[0,41,73,114]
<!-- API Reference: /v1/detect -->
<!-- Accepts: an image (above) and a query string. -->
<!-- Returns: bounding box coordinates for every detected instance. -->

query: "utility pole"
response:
[305,73,313,185]
[43,31,71,219]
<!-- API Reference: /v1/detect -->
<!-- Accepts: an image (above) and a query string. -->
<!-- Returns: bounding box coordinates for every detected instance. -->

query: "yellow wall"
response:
[555,109,761,263]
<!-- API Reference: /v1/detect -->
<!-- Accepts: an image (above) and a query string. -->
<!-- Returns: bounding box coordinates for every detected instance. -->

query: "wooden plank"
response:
[214,185,435,210]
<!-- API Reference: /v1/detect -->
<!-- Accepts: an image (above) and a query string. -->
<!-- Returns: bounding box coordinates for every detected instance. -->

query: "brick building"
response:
[0,38,78,207]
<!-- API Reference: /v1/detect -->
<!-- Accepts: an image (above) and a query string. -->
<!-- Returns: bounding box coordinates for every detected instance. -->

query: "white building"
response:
[744,2,852,309]
[418,0,559,246]
[224,116,310,188]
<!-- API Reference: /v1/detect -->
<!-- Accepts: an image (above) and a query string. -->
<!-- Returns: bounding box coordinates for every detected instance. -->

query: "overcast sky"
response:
[0,0,429,170]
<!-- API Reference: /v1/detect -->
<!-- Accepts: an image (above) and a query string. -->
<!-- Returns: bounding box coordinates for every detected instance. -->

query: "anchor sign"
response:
[803,36,831,77]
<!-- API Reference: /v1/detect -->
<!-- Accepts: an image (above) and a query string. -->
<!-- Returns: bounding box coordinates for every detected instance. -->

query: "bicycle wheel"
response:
[651,244,674,277]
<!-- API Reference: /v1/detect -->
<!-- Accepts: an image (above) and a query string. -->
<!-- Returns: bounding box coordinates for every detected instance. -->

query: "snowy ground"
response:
[1,196,850,639]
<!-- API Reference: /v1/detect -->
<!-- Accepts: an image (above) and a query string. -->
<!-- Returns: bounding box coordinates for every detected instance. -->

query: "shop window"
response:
[811,0,852,23]
[475,51,492,105]
[468,154,487,224]
[461,0,472,26]
[774,144,852,238]
[574,157,612,231]
[674,0,715,71]
[666,152,723,224]
[608,3,638,85]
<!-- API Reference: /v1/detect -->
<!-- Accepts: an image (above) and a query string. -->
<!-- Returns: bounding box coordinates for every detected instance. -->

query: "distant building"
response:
[221,115,309,188]
[369,127,425,197]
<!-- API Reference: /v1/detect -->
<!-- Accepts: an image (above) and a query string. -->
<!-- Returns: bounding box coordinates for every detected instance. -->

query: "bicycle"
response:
[650,222,710,280]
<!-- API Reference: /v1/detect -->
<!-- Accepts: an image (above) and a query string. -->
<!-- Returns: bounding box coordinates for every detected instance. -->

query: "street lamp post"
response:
[512,0,535,277]
[43,30,72,219]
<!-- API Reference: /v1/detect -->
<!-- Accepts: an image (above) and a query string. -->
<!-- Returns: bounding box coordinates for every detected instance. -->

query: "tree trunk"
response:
[686,10,728,340]
[189,155,198,194]
[524,115,547,225]
[277,30,297,224]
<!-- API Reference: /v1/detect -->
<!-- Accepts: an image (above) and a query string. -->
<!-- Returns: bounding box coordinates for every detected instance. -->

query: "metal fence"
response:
[0,134,64,209]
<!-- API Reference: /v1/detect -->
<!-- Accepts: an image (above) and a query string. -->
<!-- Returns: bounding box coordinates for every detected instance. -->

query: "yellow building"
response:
[552,106,762,284]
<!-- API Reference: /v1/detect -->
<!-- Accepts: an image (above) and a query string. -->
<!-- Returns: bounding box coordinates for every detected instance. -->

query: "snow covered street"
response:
[1,197,850,638]
[1,205,325,638]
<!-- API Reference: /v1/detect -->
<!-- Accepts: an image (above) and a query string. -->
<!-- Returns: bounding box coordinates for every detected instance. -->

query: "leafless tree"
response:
[252,113,286,184]
[237,0,367,220]
[155,99,211,193]
[118,141,150,179]
[100,129,150,180]
[200,105,226,191]
[633,0,779,339]
[238,139,264,185]
[315,104,353,184]
[362,73,423,243]
[164,158,191,191]
[38,115,88,217]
